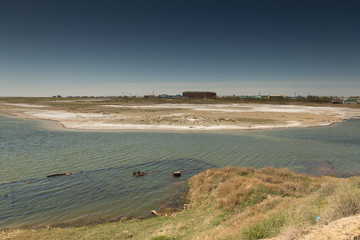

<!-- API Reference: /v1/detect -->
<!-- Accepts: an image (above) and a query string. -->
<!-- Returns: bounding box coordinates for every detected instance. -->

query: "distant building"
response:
[268,94,284,100]
[159,94,171,98]
[344,98,359,104]
[183,91,217,99]
[144,95,156,98]
[350,96,360,100]
[239,95,261,99]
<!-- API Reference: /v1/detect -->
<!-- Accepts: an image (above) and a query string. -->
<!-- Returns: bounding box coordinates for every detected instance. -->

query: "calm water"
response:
[1,115,360,228]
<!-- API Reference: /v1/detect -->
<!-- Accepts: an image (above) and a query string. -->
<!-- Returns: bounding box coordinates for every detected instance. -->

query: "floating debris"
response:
[132,171,158,177]
[47,172,76,178]
[133,171,146,177]
[172,171,181,177]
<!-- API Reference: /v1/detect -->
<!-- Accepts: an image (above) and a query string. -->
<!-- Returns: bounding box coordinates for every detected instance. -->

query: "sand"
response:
[267,214,360,240]
[299,214,360,240]
[0,102,359,131]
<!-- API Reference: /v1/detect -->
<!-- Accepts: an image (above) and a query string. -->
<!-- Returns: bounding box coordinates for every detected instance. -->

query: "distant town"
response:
[52,91,360,104]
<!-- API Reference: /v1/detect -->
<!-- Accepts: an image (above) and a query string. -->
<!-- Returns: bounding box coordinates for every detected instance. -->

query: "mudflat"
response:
[0,99,359,131]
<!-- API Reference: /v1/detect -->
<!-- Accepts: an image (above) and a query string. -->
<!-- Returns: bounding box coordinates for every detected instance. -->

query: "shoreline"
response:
[1,102,360,132]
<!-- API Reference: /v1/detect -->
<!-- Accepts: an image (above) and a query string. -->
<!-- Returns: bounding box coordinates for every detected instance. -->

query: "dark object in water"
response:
[132,170,159,177]
[133,171,146,177]
[172,171,181,177]
[47,172,76,178]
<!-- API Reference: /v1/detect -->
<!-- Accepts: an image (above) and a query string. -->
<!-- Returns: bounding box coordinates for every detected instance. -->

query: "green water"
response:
[1,115,360,228]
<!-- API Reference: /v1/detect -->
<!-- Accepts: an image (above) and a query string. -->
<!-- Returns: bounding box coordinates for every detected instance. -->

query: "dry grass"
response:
[188,167,321,211]
[188,167,360,239]
[273,176,360,239]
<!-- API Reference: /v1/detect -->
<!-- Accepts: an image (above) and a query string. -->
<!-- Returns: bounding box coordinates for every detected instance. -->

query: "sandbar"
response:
[0,102,359,131]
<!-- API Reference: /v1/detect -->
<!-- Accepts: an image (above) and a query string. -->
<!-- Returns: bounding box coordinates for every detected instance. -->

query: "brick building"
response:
[182,91,217,99]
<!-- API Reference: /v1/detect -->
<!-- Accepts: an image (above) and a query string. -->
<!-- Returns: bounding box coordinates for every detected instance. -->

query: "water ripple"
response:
[1,116,360,228]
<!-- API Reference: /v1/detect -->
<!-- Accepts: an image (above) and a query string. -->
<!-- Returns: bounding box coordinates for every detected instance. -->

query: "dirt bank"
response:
[300,214,360,240]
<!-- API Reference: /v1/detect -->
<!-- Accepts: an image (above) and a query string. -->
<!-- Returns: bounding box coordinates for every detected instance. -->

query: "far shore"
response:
[0,100,360,131]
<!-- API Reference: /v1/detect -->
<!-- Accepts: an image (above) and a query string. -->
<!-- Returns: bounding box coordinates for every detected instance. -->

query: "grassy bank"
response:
[1,167,360,240]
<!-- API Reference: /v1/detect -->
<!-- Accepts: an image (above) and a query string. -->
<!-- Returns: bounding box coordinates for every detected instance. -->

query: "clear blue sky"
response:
[1,0,359,97]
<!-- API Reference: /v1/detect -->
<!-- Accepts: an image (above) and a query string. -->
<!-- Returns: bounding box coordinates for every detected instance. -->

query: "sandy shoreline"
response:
[0,102,359,131]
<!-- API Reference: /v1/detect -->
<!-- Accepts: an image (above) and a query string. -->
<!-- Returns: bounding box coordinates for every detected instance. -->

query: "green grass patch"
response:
[211,211,234,226]
[240,213,287,240]
[240,187,273,209]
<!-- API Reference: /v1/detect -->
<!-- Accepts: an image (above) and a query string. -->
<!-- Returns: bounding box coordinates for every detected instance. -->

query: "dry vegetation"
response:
[1,167,360,240]
[188,167,360,239]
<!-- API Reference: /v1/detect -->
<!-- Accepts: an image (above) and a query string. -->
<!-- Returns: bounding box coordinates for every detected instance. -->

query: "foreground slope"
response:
[1,167,360,240]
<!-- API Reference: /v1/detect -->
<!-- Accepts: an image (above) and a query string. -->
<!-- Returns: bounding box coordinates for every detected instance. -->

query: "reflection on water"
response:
[0,116,360,228]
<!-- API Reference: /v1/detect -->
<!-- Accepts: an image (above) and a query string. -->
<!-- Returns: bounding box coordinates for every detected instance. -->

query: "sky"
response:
[0,0,359,97]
